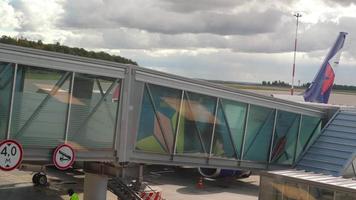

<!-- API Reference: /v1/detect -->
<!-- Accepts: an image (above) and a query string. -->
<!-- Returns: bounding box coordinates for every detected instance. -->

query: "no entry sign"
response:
[0,140,23,171]
[53,144,75,170]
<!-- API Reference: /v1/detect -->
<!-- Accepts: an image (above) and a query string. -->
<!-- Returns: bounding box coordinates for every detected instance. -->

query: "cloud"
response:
[323,0,356,6]
[0,0,21,30]
[117,47,356,85]
[54,0,356,55]
[55,19,308,54]
[9,0,64,32]
[1,0,356,86]
[117,49,321,84]
[55,15,356,59]
[157,0,245,13]
[59,0,285,35]
[4,0,356,58]
[297,17,356,60]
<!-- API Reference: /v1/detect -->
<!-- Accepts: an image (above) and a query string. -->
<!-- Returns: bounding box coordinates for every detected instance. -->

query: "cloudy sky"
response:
[1,0,356,85]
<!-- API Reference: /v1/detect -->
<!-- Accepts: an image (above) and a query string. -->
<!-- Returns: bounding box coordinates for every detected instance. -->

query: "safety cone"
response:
[196,176,204,189]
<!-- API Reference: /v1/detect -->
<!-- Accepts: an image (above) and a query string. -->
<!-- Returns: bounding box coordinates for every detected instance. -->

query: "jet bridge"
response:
[0,43,332,171]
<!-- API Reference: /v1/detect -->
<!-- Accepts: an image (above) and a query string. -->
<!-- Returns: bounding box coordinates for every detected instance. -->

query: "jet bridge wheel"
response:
[32,172,48,186]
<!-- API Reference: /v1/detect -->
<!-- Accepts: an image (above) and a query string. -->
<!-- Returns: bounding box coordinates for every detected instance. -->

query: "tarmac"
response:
[0,168,116,200]
[144,166,259,200]
[0,166,259,200]
[245,88,356,106]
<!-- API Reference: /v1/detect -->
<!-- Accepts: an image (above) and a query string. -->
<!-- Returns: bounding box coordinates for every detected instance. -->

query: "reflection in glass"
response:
[310,186,334,200]
[335,192,356,200]
[68,73,119,149]
[221,99,247,158]
[136,84,181,154]
[260,176,311,200]
[211,99,236,158]
[0,62,14,140]
[283,181,308,200]
[271,111,300,165]
[149,84,181,153]
[136,88,165,153]
[176,92,216,155]
[243,105,275,162]
[295,116,321,160]
[134,83,323,165]
[11,65,70,147]
[212,99,247,158]
[259,176,283,200]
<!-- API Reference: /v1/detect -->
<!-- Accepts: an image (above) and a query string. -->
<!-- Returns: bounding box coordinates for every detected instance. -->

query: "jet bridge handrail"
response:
[0,43,127,78]
[0,43,134,69]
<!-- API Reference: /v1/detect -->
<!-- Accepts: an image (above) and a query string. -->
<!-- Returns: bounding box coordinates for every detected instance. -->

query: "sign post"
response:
[0,140,23,171]
[53,144,75,170]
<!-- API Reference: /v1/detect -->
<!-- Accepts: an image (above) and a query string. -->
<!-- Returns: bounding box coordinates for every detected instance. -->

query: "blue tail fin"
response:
[303,32,347,104]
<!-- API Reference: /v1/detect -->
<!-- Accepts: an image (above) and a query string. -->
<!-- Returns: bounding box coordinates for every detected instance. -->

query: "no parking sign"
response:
[53,144,75,170]
[0,140,23,171]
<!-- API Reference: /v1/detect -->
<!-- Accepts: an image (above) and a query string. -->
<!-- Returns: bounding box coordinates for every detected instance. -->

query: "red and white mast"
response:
[291,13,302,95]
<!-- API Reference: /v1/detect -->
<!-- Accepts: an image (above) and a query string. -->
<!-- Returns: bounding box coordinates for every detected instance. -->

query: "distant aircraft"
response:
[198,167,251,179]
[273,32,348,104]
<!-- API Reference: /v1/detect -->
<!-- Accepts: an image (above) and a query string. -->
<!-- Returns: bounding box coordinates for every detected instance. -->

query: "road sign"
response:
[0,140,23,171]
[53,144,75,170]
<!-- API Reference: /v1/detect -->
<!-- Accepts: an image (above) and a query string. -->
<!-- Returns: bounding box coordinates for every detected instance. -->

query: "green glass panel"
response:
[0,62,14,140]
[176,92,216,155]
[136,84,181,154]
[68,73,119,149]
[11,65,70,147]
[221,99,247,158]
[335,192,356,200]
[295,115,321,159]
[211,100,236,158]
[175,94,203,154]
[309,186,334,200]
[283,181,308,200]
[135,87,167,153]
[137,89,156,142]
[149,84,181,153]
[136,135,165,154]
[271,111,300,165]
[186,92,216,151]
[243,105,275,162]
[259,176,283,200]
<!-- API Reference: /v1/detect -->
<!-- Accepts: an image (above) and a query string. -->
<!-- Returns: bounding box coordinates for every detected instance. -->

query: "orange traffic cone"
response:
[196,176,204,189]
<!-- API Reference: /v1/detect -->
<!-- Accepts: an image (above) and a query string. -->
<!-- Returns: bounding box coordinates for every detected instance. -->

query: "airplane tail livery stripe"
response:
[321,63,335,95]
[303,32,347,104]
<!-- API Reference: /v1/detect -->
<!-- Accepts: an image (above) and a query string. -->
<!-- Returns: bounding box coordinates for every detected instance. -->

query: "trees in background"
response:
[262,80,356,91]
[0,36,137,65]
[262,80,290,87]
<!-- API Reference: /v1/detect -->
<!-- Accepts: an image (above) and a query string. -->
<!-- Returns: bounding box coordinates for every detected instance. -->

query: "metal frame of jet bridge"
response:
[0,43,334,171]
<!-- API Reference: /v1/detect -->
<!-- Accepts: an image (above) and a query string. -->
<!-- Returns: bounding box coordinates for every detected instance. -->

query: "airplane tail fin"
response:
[303,32,348,104]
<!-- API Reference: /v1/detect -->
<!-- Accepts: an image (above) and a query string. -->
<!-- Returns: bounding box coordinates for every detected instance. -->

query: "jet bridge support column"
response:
[83,172,108,200]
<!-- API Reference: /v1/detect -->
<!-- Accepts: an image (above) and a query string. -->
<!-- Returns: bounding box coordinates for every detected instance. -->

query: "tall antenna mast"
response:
[291,12,302,95]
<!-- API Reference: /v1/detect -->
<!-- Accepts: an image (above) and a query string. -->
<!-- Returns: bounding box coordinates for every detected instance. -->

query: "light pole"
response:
[291,13,302,95]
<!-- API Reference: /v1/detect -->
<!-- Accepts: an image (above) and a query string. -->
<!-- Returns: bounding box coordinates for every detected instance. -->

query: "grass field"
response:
[222,83,356,95]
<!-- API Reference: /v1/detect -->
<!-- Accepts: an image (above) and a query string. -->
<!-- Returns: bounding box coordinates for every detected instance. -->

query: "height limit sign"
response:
[0,140,23,171]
